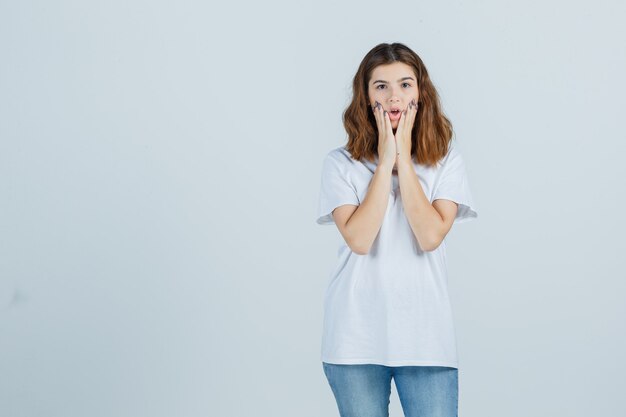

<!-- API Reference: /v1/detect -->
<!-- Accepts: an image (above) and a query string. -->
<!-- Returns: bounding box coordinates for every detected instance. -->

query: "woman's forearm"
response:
[396,156,443,251]
[344,160,395,254]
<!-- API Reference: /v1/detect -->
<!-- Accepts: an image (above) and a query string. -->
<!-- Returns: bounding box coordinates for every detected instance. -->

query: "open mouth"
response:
[389,109,402,120]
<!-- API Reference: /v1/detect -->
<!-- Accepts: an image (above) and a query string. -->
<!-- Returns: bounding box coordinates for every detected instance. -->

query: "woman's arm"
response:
[332,159,395,255]
[396,155,458,251]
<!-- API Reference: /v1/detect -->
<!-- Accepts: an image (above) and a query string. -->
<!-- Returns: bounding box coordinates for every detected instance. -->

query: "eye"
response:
[375,83,412,90]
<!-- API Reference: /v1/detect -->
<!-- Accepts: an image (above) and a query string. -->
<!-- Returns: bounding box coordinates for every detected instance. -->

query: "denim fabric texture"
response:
[322,362,458,417]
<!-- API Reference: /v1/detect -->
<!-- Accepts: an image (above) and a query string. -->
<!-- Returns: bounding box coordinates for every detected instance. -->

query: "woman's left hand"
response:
[395,98,419,162]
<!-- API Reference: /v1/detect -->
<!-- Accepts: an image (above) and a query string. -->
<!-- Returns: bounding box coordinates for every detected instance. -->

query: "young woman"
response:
[316,42,478,417]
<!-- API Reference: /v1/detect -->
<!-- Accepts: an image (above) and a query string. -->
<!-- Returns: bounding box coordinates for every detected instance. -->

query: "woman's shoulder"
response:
[324,146,357,166]
[436,140,464,168]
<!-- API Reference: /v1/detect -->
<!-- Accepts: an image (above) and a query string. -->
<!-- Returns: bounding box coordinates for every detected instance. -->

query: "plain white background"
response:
[1,1,625,416]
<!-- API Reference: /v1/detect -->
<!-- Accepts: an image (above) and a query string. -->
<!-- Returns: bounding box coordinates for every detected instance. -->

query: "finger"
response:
[398,108,407,135]
[373,103,382,133]
[410,101,418,125]
[381,109,387,138]
[403,103,412,131]
[377,105,387,138]
[403,102,412,131]
[385,110,394,141]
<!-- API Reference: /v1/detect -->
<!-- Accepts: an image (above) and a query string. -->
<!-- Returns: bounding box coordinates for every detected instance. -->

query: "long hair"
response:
[343,42,454,167]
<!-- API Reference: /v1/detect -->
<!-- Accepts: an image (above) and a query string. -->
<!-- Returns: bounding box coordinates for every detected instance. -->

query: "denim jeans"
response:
[322,362,458,417]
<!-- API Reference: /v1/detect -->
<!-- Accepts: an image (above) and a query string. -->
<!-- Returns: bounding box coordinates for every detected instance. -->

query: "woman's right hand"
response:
[372,101,396,167]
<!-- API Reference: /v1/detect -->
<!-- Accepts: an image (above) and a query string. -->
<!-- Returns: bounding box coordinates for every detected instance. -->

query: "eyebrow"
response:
[372,77,415,85]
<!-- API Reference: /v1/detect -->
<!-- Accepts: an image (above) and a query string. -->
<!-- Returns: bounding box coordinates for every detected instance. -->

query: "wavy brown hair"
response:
[343,42,454,168]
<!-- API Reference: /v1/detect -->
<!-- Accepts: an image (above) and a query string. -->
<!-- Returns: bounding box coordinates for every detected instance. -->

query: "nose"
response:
[387,88,402,104]
[388,97,401,110]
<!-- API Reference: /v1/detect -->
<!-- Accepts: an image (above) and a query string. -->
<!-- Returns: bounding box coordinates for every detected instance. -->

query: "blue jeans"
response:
[322,362,458,417]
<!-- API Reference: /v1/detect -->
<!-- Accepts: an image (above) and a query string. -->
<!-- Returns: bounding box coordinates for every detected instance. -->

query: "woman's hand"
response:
[395,99,419,162]
[372,101,396,167]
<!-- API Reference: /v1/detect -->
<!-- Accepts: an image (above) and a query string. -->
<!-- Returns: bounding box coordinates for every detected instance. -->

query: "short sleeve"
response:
[316,153,360,225]
[432,146,478,224]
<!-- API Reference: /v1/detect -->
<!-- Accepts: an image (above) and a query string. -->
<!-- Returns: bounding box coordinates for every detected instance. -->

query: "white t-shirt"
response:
[316,141,478,368]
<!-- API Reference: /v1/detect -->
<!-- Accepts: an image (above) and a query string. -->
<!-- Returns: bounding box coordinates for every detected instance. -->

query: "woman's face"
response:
[367,62,419,131]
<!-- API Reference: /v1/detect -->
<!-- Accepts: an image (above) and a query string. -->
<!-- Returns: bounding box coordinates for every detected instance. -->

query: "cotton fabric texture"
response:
[316,141,478,368]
